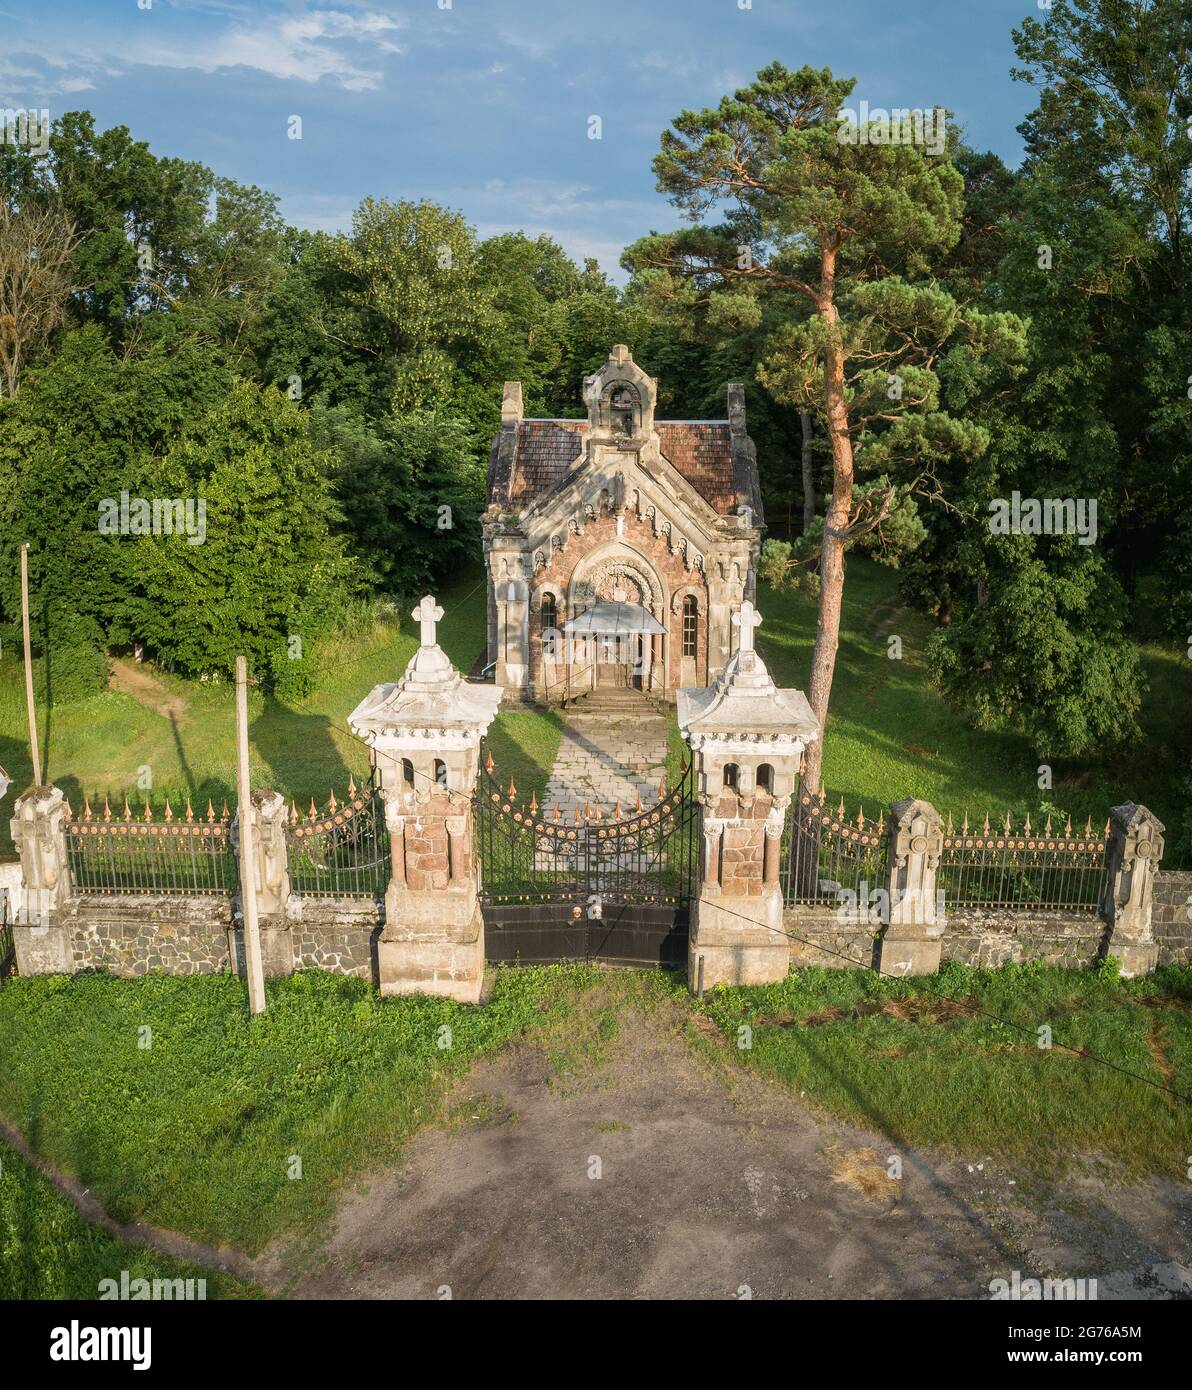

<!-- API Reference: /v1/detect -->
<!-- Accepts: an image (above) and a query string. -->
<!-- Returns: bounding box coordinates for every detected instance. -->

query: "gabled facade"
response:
[483,345,764,704]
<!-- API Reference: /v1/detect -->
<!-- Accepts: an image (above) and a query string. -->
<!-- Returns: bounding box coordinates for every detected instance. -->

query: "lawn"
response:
[700,961,1192,1177]
[0,1137,260,1299]
[1,554,1187,862]
[0,964,612,1254]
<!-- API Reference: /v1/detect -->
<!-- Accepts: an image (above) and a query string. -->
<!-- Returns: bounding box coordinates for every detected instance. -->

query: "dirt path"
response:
[108,658,190,726]
[268,990,1192,1301]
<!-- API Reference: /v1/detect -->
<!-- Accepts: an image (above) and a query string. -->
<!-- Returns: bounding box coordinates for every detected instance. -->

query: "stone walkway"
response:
[542,692,670,819]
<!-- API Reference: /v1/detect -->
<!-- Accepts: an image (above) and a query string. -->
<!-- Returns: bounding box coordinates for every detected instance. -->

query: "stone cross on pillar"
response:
[413,595,444,648]
[732,600,762,654]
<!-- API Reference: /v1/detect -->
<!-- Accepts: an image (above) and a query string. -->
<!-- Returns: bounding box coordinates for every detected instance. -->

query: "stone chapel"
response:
[483,345,764,704]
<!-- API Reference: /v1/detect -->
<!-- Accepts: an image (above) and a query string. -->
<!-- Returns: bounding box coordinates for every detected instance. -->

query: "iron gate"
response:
[477,750,700,968]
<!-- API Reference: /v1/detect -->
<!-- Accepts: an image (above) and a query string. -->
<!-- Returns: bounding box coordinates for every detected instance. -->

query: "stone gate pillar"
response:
[235,789,293,978]
[1100,803,1164,977]
[9,785,74,974]
[677,602,819,991]
[349,596,502,1002]
[878,799,945,977]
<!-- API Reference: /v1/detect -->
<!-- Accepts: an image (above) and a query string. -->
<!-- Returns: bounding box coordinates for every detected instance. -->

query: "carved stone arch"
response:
[671,583,707,617]
[569,540,666,617]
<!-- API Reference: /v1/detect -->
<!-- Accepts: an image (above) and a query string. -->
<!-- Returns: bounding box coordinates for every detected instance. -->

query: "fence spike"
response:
[1023,811,1031,834]
[636,792,644,813]
[573,806,581,824]
[658,779,667,800]
[962,810,969,834]
[220,801,230,821]
[1044,813,1052,835]
[982,813,990,834]
[1064,814,1072,835]
[206,800,216,823]
[507,777,517,799]
[309,797,317,821]
[347,773,356,797]
[946,810,953,834]
[614,800,622,820]
[1003,810,1012,833]
[818,780,826,804]
[185,797,194,823]
[143,799,152,822]
[856,805,864,828]
[552,804,560,822]
[63,798,73,821]
[877,809,885,834]
[595,804,603,822]
[164,798,173,823]
[837,797,846,820]
[124,796,133,821]
[1084,815,1093,836]
[529,791,538,814]
[289,802,297,824]
[83,796,93,820]
[485,749,494,775]
[329,789,337,813]
[1102,817,1110,838]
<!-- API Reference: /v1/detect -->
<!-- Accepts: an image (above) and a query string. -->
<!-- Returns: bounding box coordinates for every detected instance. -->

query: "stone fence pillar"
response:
[9,785,73,974]
[231,789,293,978]
[1100,803,1163,977]
[878,798,945,977]
[677,601,819,991]
[349,596,501,1002]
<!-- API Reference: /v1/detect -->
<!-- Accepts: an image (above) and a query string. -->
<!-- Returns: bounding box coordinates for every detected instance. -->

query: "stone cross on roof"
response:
[731,599,762,654]
[412,595,444,648]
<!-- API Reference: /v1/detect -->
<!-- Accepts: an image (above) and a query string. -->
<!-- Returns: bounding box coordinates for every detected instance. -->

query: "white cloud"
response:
[135,9,405,91]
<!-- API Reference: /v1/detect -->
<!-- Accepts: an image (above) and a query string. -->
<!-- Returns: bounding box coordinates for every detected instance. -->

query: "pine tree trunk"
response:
[800,412,815,532]
[801,244,853,795]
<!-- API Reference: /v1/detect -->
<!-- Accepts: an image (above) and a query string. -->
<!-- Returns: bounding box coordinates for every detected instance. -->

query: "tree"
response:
[631,62,1025,788]
[0,197,81,397]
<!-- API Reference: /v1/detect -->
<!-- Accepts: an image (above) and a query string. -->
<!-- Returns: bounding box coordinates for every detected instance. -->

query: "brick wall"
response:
[530,509,707,696]
[712,790,769,897]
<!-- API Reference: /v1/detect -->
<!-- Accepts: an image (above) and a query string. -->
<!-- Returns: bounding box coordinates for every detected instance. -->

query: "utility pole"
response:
[235,655,267,1015]
[20,543,42,787]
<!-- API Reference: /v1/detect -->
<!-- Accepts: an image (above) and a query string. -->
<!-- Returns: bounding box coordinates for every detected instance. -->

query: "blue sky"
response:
[2,0,1044,278]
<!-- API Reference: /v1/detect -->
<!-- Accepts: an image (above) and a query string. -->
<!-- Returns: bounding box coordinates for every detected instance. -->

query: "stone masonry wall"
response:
[63,895,234,976]
[285,898,382,978]
[1154,870,1192,965]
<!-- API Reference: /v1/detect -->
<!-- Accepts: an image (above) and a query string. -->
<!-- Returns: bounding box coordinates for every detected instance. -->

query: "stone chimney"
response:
[501,380,523,425]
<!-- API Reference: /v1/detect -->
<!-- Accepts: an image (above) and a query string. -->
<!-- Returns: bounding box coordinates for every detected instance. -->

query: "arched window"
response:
[541,591,557,632]
[682,595,698,658]
[757,763,774,794]
[723,763,739,792]
[434,759,448,789]
[401,758,415,788]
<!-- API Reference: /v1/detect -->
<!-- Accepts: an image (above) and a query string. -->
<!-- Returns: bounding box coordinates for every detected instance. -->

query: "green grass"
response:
[0,1138,260,1299]
[0,964,613,1254]
[756,556,1192,849]
[701,961,1192,1177]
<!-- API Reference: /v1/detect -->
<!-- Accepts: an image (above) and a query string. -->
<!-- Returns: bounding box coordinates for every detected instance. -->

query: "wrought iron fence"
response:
[286,778,390,899]
[0,887,14,980]
[938,812,1108,911]
[65,797,237,895]
[477,748,700,909]
[781,788,888,909]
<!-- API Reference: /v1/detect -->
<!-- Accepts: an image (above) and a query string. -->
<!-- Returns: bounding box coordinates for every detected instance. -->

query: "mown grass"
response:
[0,1138,260,1300]
[701,961,1192,1177]
[0,964,610,1254]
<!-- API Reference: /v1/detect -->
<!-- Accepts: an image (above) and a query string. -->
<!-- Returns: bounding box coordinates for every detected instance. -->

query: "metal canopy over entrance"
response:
[476,746,700,968]
[563,601,666,636]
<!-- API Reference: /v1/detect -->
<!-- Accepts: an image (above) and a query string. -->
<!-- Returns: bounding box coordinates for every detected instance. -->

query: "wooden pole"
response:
[235,655,267,1015]
[20,544,42,788]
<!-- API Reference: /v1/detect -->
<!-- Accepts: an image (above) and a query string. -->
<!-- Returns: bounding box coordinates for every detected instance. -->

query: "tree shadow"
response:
[248,695,355,807]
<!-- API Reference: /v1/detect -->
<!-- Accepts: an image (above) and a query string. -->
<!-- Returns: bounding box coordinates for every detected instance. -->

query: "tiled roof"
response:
[489,419,742,516]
